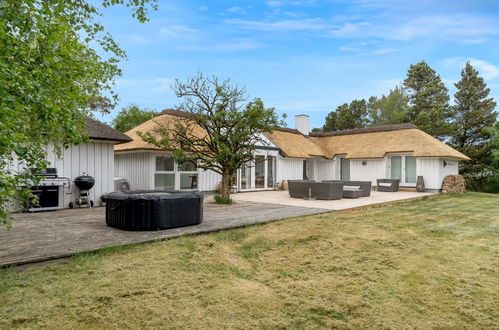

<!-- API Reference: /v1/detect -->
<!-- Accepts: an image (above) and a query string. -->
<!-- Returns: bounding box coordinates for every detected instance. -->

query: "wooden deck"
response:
[1,202,328,267]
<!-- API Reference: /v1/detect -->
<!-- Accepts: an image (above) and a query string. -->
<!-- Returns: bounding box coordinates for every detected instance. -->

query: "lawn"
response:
[1,193,498,329]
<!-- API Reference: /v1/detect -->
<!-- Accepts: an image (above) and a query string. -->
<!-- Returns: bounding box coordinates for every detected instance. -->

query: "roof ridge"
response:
[85,117,132,143]
[309,123,418,137]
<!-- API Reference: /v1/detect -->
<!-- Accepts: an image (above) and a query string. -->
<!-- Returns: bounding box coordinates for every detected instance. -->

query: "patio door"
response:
[237,155,276,190]
[390,155,416,186]
[255,155,265,188]
[391,156,402,180]
[340,158,350,181]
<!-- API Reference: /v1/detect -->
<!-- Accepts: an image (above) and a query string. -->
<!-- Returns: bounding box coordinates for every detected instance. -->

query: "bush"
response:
[214,194,233,204]
[484,175,499,193]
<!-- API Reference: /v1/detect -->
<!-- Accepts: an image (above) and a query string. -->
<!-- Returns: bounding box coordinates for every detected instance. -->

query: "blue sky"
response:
[95,0,499,129]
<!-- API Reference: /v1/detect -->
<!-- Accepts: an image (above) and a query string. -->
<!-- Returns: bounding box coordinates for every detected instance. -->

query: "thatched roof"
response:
[114,111,207,152]
[266,125,470,160]
[85,118,132,143]
[115,111,469,161]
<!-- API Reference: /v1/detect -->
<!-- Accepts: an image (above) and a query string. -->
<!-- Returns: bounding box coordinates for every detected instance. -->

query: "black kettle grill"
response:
[69,173,95,208]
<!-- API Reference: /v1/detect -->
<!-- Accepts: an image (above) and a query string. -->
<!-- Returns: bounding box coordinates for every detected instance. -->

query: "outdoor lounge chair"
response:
[288,180,343,200]
[312,182,343,200]
[377,179,400,192]
[323,180,372,197]
[288,180,316,199]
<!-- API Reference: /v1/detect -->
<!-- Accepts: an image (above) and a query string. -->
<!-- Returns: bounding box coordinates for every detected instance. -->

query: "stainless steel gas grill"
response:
[28,168,71,212]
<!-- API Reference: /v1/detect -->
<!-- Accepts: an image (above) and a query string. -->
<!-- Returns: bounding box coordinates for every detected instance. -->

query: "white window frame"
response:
[237,151,278,191]
[154,154,199,190]
[387,153,416,187]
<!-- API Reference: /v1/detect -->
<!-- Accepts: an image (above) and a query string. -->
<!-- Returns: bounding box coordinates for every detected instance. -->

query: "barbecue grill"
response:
[69,173,95,208]
[28,168,71,212]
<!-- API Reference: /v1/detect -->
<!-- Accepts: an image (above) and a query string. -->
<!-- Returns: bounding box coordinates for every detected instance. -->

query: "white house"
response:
[10,118,131,210]
[114,110,469,193]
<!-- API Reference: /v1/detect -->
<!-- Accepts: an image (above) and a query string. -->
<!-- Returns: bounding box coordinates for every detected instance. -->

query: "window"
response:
[267,156,275,188]
[178,160,197,172]
[341,158,350,181]
[178,160,197,189]
[154,156,198,190]
[156,156,174,171]
[405,156,416,184]
[255,155,265,188]
[155,174,175,190]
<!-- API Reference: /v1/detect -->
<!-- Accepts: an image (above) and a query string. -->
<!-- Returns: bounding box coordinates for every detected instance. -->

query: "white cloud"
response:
[469,59,499,80]
[178,39,264,52]
[227,6,246,14]
[127,34,149,43]
[225,18,331,32]
[329,22,370,37]
[198,5,208,11]
[441,57,499,80]
[266,1,283,7]
[158,25,199,39]
[388,15,499,43]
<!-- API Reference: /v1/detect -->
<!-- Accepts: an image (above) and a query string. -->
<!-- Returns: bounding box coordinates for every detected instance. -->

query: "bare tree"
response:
[139,73,284,200]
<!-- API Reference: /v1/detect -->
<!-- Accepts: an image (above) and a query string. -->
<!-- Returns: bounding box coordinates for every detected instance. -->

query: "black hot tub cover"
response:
[105,190,203,230]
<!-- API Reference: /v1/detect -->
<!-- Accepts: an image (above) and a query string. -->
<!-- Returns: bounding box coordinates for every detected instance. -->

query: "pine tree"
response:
[451,62,497,187]
[321,99,368,131]
[403,61,453,140]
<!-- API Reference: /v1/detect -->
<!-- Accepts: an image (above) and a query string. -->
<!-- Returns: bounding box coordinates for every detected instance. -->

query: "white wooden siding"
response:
[277,157,304,182]
[197,169,221,191]
[43,141,115,208]
[115,152,221,192]
[416,158,440,190]
[350,159,386,185]
[315,159,335,181]
[114,152,152,190]
[439,158,459,188]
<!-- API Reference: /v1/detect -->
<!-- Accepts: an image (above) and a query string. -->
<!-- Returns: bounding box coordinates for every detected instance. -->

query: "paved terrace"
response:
[1,190,434,267]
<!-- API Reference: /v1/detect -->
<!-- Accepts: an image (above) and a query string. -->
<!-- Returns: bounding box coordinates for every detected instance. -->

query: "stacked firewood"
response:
[441,175,466,193]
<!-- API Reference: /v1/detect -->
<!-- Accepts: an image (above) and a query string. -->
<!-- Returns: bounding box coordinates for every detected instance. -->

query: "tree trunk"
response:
[220,171,232,199]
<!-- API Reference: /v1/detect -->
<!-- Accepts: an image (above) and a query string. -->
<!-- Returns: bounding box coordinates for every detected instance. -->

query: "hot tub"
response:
[105,190,203,230]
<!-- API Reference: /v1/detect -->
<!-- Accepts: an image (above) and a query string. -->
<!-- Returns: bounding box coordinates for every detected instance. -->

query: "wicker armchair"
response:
[376,179,400,192]
[288,180,343,200]
[323,180,372,197]
[288,180,315,199]
[312,182,343,200]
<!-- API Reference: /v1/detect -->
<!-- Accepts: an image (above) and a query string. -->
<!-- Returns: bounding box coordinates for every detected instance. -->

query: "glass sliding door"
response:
[389,155,417,186]
[405,156,416,184]
[267,156,275,188]
[255,155,265,188]
[391,156,402,180]
[340,158,350,181]
[240,161,252,190]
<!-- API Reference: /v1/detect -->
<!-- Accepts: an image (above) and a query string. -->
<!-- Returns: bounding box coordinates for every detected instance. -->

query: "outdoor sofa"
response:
[288,180,343,200]
[323,180,372,198]
[376,179,400,192]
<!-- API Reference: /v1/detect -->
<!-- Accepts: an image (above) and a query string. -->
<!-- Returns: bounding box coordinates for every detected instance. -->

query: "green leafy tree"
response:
[368,86,409,126]
[320,99,368,131]
[139,74,284,201]
[0,0,156,225]
[403,61,453,140]
[112,104,158,132]
[451,62,497,189]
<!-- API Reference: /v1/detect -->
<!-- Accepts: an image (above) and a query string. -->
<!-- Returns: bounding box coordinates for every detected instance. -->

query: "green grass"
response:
[1,192,498,329]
